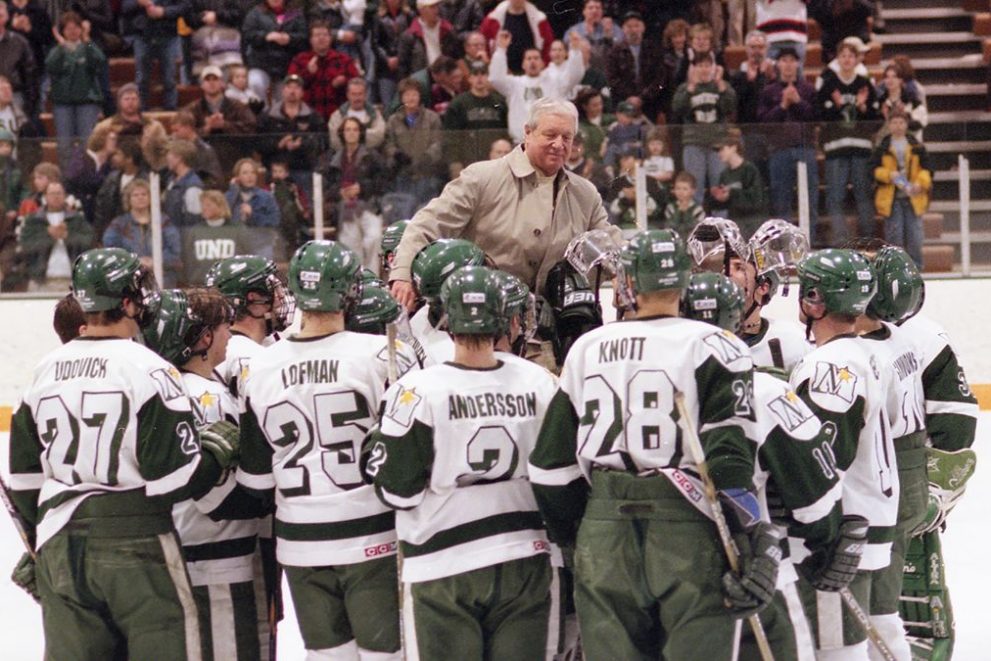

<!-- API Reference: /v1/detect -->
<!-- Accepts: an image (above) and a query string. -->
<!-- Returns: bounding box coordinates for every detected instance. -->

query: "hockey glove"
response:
[798,515,868,592]
[722,521,782,619]
[11,552,39,603]
[199,420,240,471]
[913,447,977,536]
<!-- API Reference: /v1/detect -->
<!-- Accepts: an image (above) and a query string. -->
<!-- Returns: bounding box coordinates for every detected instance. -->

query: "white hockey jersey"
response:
[238,331,417,567]
[173,371,258,586]
[744,317,812,374]
[370,356,557,583]
[861,322,926,441]
[10,338,203,549]
[214,332,264,399]
[790,335,901,570]
[409,305,454,368]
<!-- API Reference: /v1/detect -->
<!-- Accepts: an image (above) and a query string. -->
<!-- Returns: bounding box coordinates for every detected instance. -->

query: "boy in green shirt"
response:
[710,130,768,238]
[663,171,706,237]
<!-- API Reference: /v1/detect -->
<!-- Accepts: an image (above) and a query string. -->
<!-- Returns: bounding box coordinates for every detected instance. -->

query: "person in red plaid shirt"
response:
[288,20,361,121]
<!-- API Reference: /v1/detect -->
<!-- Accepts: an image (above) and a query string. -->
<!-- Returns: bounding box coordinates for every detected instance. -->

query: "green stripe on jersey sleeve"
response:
[8,403,43,538]
[136,394,201,497]
[369,419,435,510]
[695,356,757,491]
[922,345,979,451]
[238,399,276,494]
[795,382,866,474]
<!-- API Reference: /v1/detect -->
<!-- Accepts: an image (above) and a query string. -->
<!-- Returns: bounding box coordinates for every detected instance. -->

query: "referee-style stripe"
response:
[402,581,419,661]
[783,582,816,661]
[816,590,844,650]
[545,568,562,660]
[159,532,204,661]
[208,585,238,661]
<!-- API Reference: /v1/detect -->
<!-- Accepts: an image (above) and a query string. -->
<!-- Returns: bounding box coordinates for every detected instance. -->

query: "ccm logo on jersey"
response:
[670,469,704,504]
[533,540,550,552]
[364,542,397,558]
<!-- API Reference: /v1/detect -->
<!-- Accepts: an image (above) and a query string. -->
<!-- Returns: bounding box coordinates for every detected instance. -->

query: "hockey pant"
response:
[574,470,748,661]
[191,574,270,661]
[740,579,816,661]
[869,437,929,661]
[900,531,955,661]
[405,554,553,661]
[36,527,202,661]
[284,555,401,660]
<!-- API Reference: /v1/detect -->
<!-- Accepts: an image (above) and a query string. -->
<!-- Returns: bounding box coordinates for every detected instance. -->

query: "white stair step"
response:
[934,169,991,181]
[926,231,991,243]
[874,32,981,45]
[929,200,991,212]
[926,141,991,153]
[927,110,991,123]
[909,54,985,69]
[881,8,970,20]
[925,83,987,96]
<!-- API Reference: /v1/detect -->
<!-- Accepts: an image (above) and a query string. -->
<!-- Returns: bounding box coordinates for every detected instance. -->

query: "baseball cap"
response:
[468,60,489,75]
[417,0,441,6]
[616,101,635,115]
[0,128,14,143]
[842,36,870,54]
[200,65,224,82]
[621,10,644,25]
[284,73,305,86]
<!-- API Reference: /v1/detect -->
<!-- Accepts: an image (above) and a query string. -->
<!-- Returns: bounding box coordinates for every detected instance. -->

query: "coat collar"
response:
[507,144,569,188]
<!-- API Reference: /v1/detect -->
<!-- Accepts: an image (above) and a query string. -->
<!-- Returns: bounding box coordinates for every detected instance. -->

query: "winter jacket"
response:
[757,77,818,150]
[816,67,881,158]
[605,40,667,120]
[479,1,554,65]
[102,213,182,286]
[287,49,361,120]
[164,170,205,227]
[46,42,106,106]
[8,0,53,75]
[257,102,324,171]
[872,134,932,218]
[0,30,38,116]
[241,3,308,76]
[19,209,94,280]
[371,6,414,78]
[327,101,387,151]
[390,144,617,291]
[397,18,463,80]
[322,144,388,205]
[671,81,738,148]
[226,185,280,227]
[385,107,444,178]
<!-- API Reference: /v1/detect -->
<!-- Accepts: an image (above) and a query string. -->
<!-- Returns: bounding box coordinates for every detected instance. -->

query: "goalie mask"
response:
[565,229,634,310]
[542,259,603,366]
[687,217,751,275]
[748,219,809,305]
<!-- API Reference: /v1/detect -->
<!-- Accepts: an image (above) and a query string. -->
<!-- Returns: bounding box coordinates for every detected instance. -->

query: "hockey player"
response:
[683,272,868,661]
[238,240,415,660]
[790,249,901,660]
[409,238,486,366]
[897,263,979,660]
[345,283,426,370]
[205,253,297,644]
[142,287,270,661]
[8,247,239,660]
[528,229,781,659]
[492,269,536,358]
[689,217,811,372]
[847,245,927,659]
[380,219,409,280]
[367,265,558,660]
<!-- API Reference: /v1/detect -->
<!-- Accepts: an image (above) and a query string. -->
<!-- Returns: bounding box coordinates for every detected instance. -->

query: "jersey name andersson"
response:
[448,391,538,420]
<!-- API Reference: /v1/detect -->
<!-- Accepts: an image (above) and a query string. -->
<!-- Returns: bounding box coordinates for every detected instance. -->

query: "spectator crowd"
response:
[0,0,935,292]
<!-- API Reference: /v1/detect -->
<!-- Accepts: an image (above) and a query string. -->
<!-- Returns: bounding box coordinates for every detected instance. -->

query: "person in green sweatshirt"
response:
[45,11,106,166]
[709,129,767,238]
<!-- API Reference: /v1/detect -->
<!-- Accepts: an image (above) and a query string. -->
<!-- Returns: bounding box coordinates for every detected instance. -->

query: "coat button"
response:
[533,229,542,236]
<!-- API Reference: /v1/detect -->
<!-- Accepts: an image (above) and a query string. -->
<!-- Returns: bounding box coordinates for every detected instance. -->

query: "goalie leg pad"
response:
[900,531,955,660]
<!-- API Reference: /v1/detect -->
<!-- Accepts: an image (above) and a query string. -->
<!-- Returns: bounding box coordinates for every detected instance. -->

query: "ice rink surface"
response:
[0,414,987,659]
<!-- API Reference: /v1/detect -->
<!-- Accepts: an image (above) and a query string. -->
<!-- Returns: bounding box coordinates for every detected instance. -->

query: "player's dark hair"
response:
[451,333,498,350]
[84,308,127,326]
[186,287,233,329]
[54,294,85,343]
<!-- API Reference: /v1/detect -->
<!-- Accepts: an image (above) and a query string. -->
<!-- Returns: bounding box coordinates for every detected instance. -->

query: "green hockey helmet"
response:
[360,268,386,289]
[619,229,691,294]
[412,238,486,301]
[71,247,158,315]
[380,219,409,271]
[346,285,402,334]
[289,240,362,312]
[440,266,506,335]
[205,254,296,331]
[797,249,876,316]
[682,272,746,333]
[868,245,924,323]
[141,288,231,364]
[492,270,535,353]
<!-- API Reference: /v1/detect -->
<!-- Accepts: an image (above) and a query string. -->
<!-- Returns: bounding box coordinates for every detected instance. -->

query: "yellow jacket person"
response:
[872,127,932,218]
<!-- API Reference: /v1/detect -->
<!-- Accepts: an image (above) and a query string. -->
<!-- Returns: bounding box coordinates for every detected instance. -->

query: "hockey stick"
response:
[673,392,774,661]
[384,323,407,659]
[0,473,34,558]
[840,587,896,661]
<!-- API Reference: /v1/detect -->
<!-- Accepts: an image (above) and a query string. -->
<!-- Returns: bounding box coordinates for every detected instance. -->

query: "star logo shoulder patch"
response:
[810,362,858,404]
[386,384,422,428]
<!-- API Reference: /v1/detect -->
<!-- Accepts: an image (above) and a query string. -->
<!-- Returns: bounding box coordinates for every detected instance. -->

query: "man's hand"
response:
[332,74,348,87]
[11,552,39,603]
[199,420,240,470]
[338,29,357,44]
[47,224,68,240]
[307,55,320,74]
[856,85,869,111]
[387,56,399,72]
[390,279,417,311]
[240,202,253,219]
[51,26,65,46]
[202,10,217,26]
[147,4,165,19]
[798,515,868,591]
[496,30,512,51]
[205,112,226,132]
[831,89,843,107]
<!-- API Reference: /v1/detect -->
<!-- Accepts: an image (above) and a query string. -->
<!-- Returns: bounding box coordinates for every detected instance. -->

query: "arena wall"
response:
[0,279,989,416]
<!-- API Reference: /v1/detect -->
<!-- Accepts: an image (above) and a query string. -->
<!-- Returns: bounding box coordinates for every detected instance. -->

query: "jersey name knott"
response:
[448,391,539,420]
[597,336,647,363]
